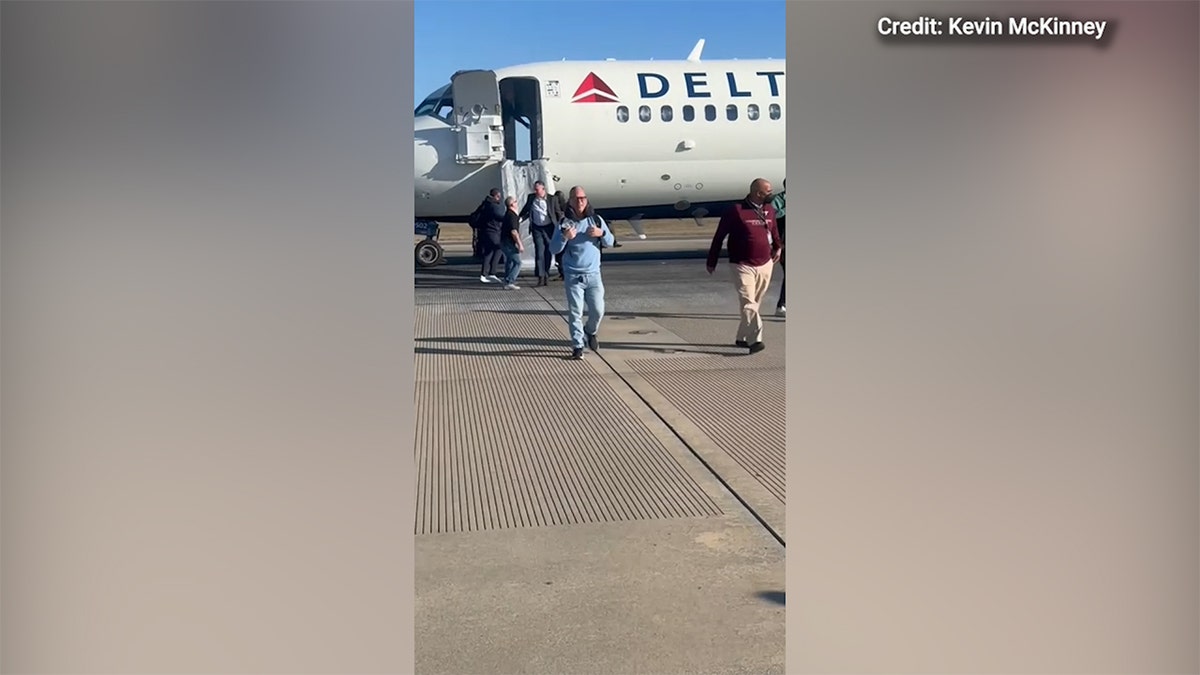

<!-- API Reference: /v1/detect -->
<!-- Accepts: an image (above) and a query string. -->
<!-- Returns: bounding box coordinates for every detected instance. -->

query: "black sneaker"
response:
[569,347,584,360]
[748,341,765,354]
[735,340,748,348]
[587,333,599,351]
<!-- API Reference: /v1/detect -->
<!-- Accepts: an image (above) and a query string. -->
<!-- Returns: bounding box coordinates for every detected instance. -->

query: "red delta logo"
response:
[570,72,619,103]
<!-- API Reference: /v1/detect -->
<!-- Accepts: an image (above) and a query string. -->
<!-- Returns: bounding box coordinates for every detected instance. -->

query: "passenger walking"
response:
[472,188,507,283]
[771,178,786,317]
[550,185,615,360]
[518,180,564,286]
[499,196,524,290]
[706,178,782,354]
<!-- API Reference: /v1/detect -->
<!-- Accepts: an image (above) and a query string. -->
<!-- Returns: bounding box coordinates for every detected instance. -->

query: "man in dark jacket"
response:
[706,178,782,354]
[472,188,507,283]
[518,180,564,286]
[551,190,570,280]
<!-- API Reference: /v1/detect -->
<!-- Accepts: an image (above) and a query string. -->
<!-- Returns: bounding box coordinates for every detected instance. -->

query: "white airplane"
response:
[413,39,784,268]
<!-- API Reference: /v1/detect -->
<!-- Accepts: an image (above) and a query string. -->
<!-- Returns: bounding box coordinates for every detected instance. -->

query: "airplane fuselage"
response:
[414,57,785,222]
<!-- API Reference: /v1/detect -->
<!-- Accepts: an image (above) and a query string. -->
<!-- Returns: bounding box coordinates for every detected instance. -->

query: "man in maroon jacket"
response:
[706,178,783,354]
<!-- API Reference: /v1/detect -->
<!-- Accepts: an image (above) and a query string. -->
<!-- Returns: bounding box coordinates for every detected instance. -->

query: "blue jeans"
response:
[501,243,521,284]
[564,271,605,348]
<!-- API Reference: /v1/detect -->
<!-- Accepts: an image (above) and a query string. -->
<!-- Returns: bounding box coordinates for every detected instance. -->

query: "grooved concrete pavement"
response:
[415,258,786,675]
[415,373,723,534]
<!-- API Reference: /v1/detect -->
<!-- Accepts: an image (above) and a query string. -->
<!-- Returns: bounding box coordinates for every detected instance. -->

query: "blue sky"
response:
[414,0,786,103]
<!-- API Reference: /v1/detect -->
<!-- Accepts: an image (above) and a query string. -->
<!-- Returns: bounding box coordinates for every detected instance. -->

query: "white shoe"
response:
[480,275,492,283]
[487,275,502,283]
[776,305,786,317]
[504,283,520,290]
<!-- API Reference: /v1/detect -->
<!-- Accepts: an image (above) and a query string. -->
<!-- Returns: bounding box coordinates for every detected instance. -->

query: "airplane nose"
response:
[414,134,438,198]
[415,123,471,215]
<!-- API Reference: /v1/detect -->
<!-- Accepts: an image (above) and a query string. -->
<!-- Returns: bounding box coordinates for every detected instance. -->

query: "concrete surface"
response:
[427,237,715,268]
[429,218,722,245]
[415,258,787,675]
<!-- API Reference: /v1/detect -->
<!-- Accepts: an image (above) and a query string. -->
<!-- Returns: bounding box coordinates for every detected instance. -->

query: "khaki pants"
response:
[731,261,775,344]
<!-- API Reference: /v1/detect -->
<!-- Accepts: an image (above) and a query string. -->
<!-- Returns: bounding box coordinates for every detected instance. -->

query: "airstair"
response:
[499,159,556,274]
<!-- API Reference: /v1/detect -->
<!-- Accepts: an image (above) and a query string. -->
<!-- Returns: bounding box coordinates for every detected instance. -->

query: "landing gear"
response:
[414,219,445,268]
[415,239,444,267]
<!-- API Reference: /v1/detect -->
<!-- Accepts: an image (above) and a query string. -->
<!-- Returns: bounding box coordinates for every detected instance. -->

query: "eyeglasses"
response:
[573,196,588,200]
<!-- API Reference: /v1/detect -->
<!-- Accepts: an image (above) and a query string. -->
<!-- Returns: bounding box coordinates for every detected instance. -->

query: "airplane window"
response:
[638,105,651,123]
[769,103,781,120]
[726,104,738,121]
[415,84,453,122]
[616,106,630,123]
[704,104,716,121]
[747,104,760,121]
[661,106,673,122]
[682,105,695,122]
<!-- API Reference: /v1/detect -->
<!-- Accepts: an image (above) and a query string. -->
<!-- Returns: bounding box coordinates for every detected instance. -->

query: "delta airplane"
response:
[413,39,784,266]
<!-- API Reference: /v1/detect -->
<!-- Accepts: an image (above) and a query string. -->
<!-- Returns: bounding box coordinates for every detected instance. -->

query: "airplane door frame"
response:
[497,76,544,162]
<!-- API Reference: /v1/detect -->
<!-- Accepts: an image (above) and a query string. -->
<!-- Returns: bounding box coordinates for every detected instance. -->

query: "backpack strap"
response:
[593,213,610,248]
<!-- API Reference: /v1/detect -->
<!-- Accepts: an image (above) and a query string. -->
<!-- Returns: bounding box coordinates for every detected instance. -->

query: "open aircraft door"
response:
[451,70,504,164]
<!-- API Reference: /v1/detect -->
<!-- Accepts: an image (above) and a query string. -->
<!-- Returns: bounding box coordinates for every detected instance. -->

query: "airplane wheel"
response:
[415,240,443,267]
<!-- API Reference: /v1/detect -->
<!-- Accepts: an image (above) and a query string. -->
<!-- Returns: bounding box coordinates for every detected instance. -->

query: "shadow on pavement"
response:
[756,591,785,606]
[415,335,740,358]
[473,308,762,323]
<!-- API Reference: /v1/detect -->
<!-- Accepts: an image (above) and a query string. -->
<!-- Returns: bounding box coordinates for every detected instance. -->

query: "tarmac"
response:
[431,236,718,266]
[415,254,786,675]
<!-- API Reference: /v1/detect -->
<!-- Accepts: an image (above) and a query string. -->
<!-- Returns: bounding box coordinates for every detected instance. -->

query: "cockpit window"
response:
[415,84,454,121]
